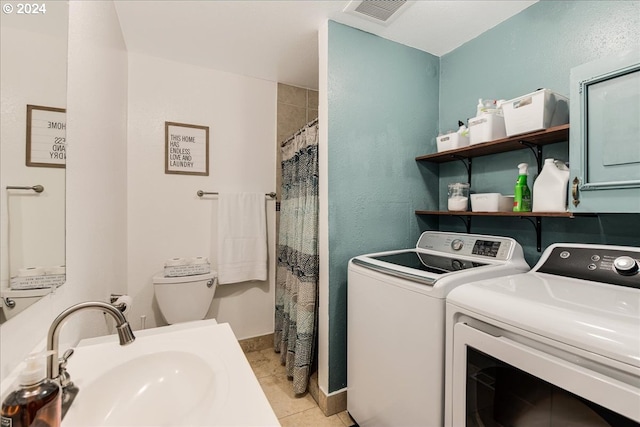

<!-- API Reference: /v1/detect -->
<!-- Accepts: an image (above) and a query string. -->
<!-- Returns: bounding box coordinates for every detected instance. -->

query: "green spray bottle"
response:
[513,162,532,212]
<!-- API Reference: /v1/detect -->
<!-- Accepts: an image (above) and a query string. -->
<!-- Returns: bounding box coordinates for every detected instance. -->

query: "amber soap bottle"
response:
[1,352,61,427]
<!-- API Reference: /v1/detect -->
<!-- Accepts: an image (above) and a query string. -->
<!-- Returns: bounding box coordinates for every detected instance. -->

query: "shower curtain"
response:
[274,119,319,395]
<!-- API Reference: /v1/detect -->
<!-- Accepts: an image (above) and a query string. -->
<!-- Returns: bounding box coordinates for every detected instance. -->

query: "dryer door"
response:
[449,322,640,426]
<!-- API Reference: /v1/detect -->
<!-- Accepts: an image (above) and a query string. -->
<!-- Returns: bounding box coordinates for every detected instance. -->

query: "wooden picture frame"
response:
[165,121,209,176]
[26,104,66,168]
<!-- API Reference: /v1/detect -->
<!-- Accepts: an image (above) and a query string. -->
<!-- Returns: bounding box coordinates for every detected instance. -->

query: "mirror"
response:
[0,1,68,323]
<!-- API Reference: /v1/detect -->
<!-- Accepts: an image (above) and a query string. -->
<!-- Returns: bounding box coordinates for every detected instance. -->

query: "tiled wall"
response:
[276,83,319,201]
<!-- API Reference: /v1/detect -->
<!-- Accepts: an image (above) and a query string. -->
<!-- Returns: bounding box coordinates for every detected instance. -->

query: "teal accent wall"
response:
[327,21,440,391]
[438,1,640,265]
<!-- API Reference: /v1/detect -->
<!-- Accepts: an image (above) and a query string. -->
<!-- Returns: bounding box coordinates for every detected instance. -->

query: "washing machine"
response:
[444,243,640,426]
[347,231,530,427]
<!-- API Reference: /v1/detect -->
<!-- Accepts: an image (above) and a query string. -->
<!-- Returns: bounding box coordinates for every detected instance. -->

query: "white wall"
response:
[0,0,128,385]
[126,53,277,339]
[1,1,278,388]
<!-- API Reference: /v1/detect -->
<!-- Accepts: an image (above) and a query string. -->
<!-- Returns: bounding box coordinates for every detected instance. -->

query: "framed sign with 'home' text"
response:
[165,121,209,176]
[26,104,66,168]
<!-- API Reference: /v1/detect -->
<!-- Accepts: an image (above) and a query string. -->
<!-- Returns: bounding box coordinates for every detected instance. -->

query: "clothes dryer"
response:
[445,243,640,426]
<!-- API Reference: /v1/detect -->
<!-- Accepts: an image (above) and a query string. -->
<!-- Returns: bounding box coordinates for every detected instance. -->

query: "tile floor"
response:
[245,348,355,427]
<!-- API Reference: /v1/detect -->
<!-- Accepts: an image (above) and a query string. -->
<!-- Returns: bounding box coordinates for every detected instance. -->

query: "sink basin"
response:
[62,320,278,426]
[69,351,220,426]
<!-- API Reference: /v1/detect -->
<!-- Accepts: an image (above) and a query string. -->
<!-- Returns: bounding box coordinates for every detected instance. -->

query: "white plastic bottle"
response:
[532,158,570,212]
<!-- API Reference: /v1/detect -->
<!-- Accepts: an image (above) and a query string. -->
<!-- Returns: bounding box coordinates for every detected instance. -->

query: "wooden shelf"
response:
[414,124,573,251]
[415,210,579,252]
[415,210,575,218]
[416,124,570,163]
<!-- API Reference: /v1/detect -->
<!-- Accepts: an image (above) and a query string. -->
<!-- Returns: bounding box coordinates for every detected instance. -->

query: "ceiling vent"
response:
[343,1,411,26]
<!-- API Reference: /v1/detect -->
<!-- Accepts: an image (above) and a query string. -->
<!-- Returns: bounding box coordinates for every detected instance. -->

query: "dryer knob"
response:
[613,256,639,276]
[451,239,464,251]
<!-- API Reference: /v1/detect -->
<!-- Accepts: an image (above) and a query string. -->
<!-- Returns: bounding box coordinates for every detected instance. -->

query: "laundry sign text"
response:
[165,121,209,176]
[26,105,66,168]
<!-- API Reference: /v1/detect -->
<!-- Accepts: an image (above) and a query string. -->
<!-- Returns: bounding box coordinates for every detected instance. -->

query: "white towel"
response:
[216,192,267,284]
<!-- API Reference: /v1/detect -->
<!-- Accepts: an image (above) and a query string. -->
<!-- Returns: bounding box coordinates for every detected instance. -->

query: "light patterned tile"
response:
[278,83,307,107]
[337,410,356,427]
[307,90,319,109]
[239,333,274,353]
[277,103,307,144]
[258,374,317,419]
[279,407,345,427]
[246,348,287,379]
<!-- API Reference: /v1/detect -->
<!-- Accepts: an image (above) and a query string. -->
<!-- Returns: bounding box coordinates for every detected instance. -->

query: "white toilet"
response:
[153,271,217,324]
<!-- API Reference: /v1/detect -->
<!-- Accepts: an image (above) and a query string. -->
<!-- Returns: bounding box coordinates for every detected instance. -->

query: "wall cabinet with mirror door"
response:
[0,2,68,323]
[569,48,640,213]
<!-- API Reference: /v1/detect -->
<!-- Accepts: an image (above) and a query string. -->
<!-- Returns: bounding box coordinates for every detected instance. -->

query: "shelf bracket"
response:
[454,215,472,233]
[520,216,542,252]
[451,155,472,184]
[518,141,543,172]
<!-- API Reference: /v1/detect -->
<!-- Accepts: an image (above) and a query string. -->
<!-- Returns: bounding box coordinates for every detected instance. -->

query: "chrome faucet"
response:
[46,301,136,382]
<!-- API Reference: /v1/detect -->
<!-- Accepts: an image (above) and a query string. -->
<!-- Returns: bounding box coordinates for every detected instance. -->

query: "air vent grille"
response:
[353,1,407,22]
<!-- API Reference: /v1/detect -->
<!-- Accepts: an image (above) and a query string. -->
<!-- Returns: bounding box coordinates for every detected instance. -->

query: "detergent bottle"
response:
[513,163,532,212]
[532,158,570,212]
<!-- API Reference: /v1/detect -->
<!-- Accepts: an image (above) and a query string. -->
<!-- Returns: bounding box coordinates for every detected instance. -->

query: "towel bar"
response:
[6,185,44,193]
[197,191,276,198]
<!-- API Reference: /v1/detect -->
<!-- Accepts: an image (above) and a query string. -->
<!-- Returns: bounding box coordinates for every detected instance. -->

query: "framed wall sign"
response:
[26,105,66,168]
[165,121,209,176]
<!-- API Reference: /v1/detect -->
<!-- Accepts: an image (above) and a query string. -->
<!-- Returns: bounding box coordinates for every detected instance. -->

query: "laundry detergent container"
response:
[153,271,217,324]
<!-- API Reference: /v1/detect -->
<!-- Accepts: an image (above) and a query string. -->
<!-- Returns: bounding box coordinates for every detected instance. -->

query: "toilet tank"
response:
[153,271,217,324]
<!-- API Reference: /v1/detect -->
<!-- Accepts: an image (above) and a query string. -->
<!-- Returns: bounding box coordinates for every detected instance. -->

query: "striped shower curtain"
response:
[274,119,319,394]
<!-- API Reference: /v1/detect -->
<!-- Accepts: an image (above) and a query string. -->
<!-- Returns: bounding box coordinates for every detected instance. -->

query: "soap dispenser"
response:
[1,352,61,427]
[513,163,532,212]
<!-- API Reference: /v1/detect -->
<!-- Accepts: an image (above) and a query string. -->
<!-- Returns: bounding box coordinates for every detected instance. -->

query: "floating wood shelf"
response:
[414,210,575,218]
[414,124,574,252]
[416,124,570,163]
[415,210,578,252]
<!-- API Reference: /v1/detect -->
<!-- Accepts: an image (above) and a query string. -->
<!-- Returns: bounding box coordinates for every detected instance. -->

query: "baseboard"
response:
[238,333,274,353]
[308,372,347,416]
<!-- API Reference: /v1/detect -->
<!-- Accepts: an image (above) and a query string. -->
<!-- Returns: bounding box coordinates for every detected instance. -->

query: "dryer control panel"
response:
[537,246,640,289]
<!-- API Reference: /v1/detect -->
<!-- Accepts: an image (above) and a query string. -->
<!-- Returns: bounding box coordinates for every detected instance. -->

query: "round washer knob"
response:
[451,239,464,251]
[613,256,639,276]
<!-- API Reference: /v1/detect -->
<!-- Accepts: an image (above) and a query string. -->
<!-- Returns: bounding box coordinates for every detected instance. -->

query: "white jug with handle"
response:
[532,158,570,212]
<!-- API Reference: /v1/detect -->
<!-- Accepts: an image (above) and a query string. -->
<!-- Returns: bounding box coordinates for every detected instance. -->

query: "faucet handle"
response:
[58,348,75,389]
[59,348,74,367]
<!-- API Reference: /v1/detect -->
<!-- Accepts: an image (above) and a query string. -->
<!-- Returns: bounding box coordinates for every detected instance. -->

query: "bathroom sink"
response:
[67,351,220,426]
[62,320,279,426]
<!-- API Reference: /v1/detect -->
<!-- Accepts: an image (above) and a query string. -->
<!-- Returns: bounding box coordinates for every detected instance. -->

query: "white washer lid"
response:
[153,271,216,284]
[447,272,640,369]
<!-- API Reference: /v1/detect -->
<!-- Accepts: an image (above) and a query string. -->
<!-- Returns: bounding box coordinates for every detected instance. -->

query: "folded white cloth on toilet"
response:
[216,192,267,284]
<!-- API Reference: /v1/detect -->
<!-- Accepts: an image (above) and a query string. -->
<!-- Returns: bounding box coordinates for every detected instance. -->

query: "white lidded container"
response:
[470,193,514,212]
[532,158,570,212]
[468,111,507,145]
[501,89,569,136]
[436,132,470,152]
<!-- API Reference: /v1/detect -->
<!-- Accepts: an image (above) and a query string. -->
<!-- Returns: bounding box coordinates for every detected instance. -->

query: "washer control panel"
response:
[416,232,517,261]
[537,246,640,288]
